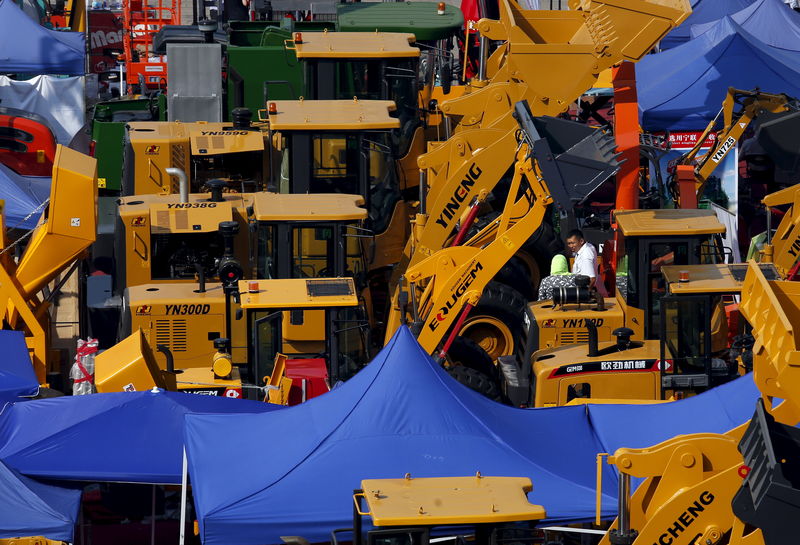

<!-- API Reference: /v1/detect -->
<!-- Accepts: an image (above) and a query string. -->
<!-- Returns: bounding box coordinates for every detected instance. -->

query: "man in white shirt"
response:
[566,229,607,295]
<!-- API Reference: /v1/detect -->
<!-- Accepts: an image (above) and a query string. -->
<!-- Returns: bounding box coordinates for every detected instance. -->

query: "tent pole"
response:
[180,447,188,545]
[151,484,156,545]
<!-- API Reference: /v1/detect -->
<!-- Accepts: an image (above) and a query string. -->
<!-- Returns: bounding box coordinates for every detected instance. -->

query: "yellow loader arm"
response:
[674,88,796,208]
[388,101,620,352]
[759,185,800,278]
[409,145,550,353]
[440,0,690,128]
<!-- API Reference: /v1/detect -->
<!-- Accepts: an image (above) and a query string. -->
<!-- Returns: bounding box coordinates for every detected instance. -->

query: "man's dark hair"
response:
[566,229,584,241]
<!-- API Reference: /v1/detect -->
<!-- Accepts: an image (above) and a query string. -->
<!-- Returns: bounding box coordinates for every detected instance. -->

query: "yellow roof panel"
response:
[361,476,545,527]
[239,278,359,309]
[268,100,400,130]
[128,121,189,142]
[188,123,265,155]
[615,209,725,236]
[293,31,418,58]
[662,263,779,294]
[252,192,366,221]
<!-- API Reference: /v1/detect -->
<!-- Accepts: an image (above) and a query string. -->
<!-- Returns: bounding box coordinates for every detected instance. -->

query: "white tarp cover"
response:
[0,75,84,144]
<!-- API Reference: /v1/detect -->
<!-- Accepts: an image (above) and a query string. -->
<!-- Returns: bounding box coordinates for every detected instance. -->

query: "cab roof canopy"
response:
[615,209,725,237]
[267,99,400,131]
[360,476,545,527]
[336,2,464,42]
[662,263,780,295]
[252,193,366,222]
[239,278,359,309]
[293,31,419,59]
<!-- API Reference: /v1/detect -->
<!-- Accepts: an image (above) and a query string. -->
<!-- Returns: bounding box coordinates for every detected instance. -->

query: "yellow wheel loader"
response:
[528,262,778,407]
[594,260,800,545]
[97,277,366,399]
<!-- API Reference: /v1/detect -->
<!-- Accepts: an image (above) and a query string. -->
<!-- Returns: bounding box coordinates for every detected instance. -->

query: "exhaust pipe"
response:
[166,167,189,203]
[586,319,599,357]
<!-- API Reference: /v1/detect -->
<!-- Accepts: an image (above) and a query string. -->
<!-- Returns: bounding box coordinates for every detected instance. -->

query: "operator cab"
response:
[239,278,369,395]
[251,192,369,287]
[613,208,727,339]
[265,99,403,234]
[658,263,777,393]
[292,31,421,142]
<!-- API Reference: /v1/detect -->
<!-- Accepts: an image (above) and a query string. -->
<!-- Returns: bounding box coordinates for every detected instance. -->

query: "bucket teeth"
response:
[584,8,618,56]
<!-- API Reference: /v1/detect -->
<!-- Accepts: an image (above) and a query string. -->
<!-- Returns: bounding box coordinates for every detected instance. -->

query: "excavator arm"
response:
[674,88,796,208]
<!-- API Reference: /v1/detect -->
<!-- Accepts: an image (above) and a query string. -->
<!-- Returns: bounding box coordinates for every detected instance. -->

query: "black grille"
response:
[306,279,353,297]
[729,263,779,282]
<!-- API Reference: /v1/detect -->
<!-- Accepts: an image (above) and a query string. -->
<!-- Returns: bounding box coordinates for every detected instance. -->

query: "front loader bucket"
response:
[570,0,692,62]
[477,0,691,116]
[733,398,800,545]
[514,101,620,208]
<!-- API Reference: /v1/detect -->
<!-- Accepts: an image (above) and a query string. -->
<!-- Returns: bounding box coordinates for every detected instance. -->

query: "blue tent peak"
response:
[0,0,85,75]
[690,0,800,51]
[637,14,800,130]
[660,0,756,50]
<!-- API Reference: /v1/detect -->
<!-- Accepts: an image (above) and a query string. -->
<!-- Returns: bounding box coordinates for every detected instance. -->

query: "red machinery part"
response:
[122,0,180,91]
[0,108,57,177]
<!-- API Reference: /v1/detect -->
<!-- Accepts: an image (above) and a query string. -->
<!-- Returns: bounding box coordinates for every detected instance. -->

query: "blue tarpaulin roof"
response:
[691,0,800,50]
[0,0,85,75]
[0,389,282,484]
[660,0,756,50]
[0,163,50,230]
[638,16,800,131]
[0,330,39,404]
[0,460,80,541]
[185,327,759,545]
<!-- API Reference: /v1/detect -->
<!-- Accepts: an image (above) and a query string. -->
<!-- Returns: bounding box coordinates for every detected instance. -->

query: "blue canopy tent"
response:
[185,327,617,545]
[691,0,800,50]
[185,328,763,545]
[0,389,281,484]
[637,17,800,131]
[660,0,755,50]
[588,373,759,454]
[0,163,50,230]
[0,0,85,75]
[0,460,80,541]
[0,331,39,404]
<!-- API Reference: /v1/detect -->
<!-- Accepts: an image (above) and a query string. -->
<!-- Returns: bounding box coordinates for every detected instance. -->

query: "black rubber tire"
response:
[457,282,526,361]
[447,365,504,403]
[446,336,496,378]
[494,256,535,301]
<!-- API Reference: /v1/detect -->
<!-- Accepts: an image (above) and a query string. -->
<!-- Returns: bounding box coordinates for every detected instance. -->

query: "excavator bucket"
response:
[755,110,800,173]
[733,398,800,545]
[514,101,620,210]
